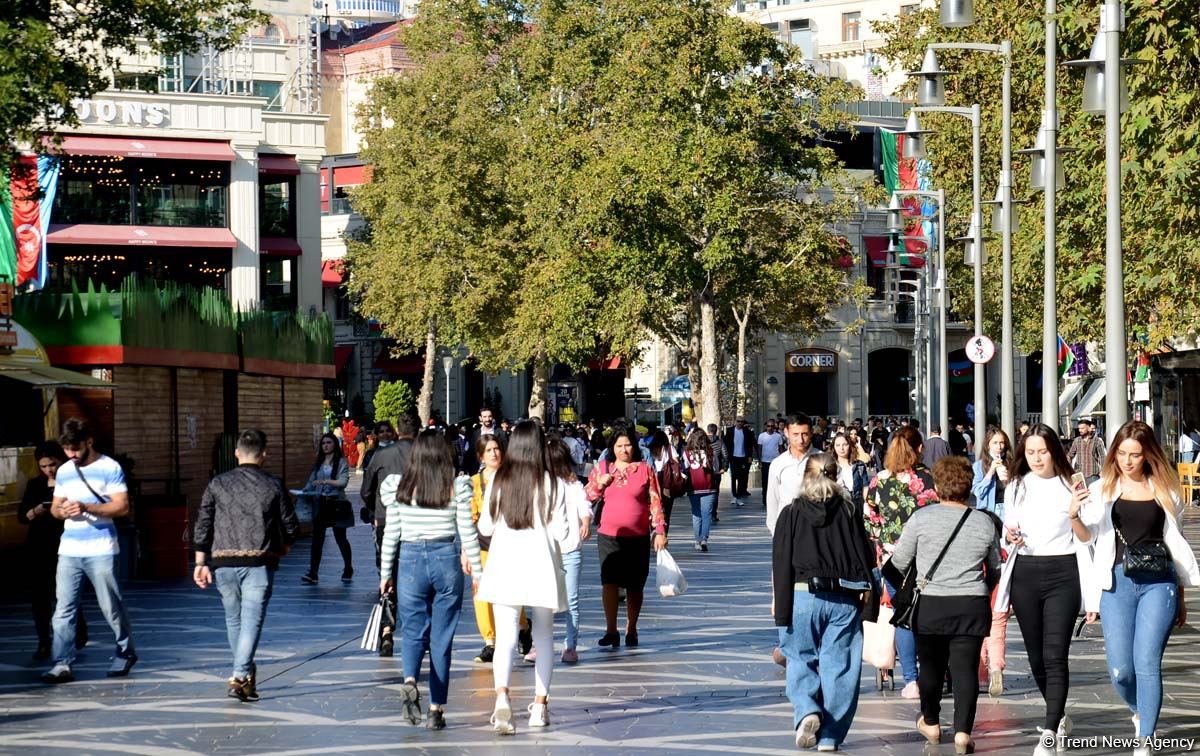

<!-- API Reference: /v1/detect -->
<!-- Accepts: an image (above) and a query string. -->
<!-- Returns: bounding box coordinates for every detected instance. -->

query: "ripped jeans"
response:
[1098,563,1178,737]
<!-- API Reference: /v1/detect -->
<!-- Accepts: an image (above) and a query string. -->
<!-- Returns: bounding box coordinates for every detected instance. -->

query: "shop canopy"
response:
[258,155,300,175]
[0,363,116,389]
[260,237,302,256]
[322,259,345,287]
[1071,378,1107,421]
[52,135,236,161]
[47,224,238,248]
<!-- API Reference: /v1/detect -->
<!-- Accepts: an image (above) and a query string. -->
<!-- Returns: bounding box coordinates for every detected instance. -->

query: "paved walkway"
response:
[2,480,1200,754]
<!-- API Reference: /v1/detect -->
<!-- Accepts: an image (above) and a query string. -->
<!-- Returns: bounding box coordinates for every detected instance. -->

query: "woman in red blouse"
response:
[585,428,668,649]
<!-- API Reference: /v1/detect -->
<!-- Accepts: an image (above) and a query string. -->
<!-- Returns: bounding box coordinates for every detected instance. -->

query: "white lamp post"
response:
[442,354,454,424]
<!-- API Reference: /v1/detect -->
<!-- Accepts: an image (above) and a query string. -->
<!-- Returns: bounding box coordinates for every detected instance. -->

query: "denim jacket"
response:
[971,459,1004,519]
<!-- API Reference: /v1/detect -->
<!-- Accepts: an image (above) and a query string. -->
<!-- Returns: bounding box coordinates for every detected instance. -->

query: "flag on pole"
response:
[1056,336,1074,378]
[879,129,931,267]
[0,156,60,291]
[1134,350,1151,383]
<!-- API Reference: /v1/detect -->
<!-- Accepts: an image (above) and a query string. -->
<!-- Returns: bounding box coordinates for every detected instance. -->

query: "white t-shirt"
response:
[758,431,784,464]
[54,455,127,558]
[1004,472,1077,556]
[732,427,748,458]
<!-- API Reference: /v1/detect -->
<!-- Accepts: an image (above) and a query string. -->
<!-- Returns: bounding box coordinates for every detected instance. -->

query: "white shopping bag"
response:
[656,549,688,597]
[360,599,384,652]
[861,605,896,669]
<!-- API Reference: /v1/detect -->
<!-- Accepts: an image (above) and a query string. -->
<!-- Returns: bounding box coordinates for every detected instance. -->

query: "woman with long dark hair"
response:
[545,439,592,664]
[682,428,719,552]
[478,422,579,734]
[972,427,1013,697]
[993,424,1092,755]
[832,433,869,512]
[1081,421,1198,753]
[378,429,482,730]
[584,426,667,649]
[301,432,352,585]
[648,430,678,534]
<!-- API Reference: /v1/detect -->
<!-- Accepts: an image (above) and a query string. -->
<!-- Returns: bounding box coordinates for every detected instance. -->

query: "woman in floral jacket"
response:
[866,425,939,698]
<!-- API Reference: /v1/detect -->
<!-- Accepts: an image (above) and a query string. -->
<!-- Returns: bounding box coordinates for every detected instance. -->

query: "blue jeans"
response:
[214,566,275,679]
[52,554,134,667]
[883,574,918,684]
[689,493,716,544]
[397,539,464,706]
[560,549,582,649]
[1099,563,1179,737]
[778,588,864,748]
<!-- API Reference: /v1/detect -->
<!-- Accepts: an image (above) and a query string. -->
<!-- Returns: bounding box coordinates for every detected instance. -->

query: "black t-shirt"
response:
[994,478,1006,504]
[1112,497,1166,564]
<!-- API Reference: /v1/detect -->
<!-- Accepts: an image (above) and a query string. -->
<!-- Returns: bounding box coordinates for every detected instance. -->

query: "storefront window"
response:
[259,176,296,237]
[260,257,297,311]
[55,156,134,224]
[135,161,228,226]
[48,249,231,291]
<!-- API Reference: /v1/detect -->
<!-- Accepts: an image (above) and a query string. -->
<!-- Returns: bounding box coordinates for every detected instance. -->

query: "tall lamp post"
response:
[910,41,1018,442]
[902,104,985,456]
[442,354,454,424]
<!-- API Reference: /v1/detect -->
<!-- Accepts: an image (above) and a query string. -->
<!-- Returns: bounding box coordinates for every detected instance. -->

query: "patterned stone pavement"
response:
[2,479,1200,755]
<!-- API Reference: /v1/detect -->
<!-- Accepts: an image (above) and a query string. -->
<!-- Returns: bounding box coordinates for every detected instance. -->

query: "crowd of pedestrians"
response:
[14,408,1198,754]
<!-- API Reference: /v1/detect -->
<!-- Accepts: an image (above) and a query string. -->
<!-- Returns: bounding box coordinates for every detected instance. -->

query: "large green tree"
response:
[2,0,263,163]
[875,0,1200,353]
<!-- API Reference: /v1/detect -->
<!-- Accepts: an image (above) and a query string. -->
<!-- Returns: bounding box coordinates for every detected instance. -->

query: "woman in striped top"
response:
[379,429,483,731]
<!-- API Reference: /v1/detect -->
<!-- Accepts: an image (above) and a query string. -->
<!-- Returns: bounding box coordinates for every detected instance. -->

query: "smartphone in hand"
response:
[1071,472,1087,491]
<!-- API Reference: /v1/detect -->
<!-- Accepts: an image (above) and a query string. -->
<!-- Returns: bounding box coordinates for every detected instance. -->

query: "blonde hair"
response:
[798,452,841,502]
[1099,421,1182,519]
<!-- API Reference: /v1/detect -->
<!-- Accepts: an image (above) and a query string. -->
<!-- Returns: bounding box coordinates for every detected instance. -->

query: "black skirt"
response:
[598,533,651,589]
[913,594,991,636]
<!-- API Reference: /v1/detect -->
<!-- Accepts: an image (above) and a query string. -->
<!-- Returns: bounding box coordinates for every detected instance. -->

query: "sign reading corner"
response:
[785,348,838,374]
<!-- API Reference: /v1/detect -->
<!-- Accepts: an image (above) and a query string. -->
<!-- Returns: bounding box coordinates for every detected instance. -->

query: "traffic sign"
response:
[966,335,995,365]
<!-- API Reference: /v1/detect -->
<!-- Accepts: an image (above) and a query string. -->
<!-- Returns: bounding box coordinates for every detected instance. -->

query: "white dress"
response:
[477,474,580,611]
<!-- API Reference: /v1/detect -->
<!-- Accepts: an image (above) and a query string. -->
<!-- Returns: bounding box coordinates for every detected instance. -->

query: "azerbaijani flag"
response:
[879,128,933,267]
[1056,335,1074,378]
[0,156,60,291]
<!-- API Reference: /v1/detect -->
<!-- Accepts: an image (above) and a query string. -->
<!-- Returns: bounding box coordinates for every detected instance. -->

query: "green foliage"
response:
[373,379,415,427]
[874,0,1200,350]
[2,0,265,164]
[238,309,333,366]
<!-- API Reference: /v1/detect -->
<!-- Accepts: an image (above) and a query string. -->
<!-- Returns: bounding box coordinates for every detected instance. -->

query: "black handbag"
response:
[884,508,973,631]
[1115,526,1172,580]
[592,459,608,528]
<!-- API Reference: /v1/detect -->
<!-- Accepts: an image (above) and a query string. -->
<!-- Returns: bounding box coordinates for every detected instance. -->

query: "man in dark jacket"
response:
[723,417,758,508]
[921,427,952,468]
[463,408,506,475]
[193,429,297,702]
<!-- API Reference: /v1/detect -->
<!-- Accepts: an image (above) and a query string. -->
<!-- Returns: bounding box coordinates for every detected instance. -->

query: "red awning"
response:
[588,356,624,371]
[333,164,369,186]
[48,224,237,248]
[259,155,300,175]
[334,345,354,375]
[374,351,424,374]
[260,236,302,257]
[322,259,345,287]
[864,236,890,267]
[53,135,235,161]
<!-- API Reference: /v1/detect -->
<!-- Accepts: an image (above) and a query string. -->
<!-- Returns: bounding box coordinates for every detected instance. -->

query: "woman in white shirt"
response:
[1080,421,1198,754]
[994,424,1092,756]
[478,421,580,735]
[546,439,592,664]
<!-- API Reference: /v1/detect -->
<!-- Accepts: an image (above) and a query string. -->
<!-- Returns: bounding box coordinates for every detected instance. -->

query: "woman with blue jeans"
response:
[379,430,483,730]
[544,439,592,664]
[1081,422,1198,756]
[682,429,718,552]
[773,453,878,751]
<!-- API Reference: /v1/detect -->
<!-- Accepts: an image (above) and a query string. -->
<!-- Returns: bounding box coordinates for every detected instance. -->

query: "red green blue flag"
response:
[0,156,60,291]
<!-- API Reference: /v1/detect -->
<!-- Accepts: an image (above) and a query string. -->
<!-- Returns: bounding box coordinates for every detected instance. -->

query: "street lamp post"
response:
[903,104,985,456]
[442,354,454,424]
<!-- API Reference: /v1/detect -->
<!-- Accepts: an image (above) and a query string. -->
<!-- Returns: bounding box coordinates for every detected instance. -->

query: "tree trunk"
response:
[418,320,436,425]
[733,298,751,419]
[698,292,721,429]
[686,299,703,425]
[527,358,549,421]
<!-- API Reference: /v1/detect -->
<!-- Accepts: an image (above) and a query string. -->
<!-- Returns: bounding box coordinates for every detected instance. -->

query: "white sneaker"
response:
[796,713,820,748]
[1034,742,1057,756]
[900,681,920,699]
[1058,714,1072,738]
[527,702,550,728]
[1133,746,1151,756]
[491,696,516,735]
[1131,713,1139,738]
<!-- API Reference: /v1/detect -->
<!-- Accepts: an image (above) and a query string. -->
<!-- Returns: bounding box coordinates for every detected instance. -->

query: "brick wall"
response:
[112,366,174,492]
[238,374,285,482]
[56,388,114,453]
[284,377,324,491]
[174,369,224,509]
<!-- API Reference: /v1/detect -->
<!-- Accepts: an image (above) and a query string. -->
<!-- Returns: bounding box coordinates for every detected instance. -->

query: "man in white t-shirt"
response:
[756,419,785,507]
[42,419,137,683]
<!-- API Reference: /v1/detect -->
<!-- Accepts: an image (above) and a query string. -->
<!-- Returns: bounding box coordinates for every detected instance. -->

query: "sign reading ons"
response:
[785,349,837,374]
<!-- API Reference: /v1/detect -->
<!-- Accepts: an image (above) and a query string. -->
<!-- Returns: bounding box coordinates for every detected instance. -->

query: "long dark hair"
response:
[489,420,557,529]
[311,432,343,475]
[684,428,713,470]
[648,430,671,460]
[980,427,1012,469]
[395,429,455,509]
[546,439,576,482]
[475,432,506,461]
[1009,423,1073,490]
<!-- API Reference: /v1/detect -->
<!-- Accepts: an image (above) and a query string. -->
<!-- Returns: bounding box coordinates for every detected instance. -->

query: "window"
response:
[54,157,228,227]
[114,72,159,93]
[55,156,134,225]
[260,257,297,311]
[842,11,861,42]
[254,81,283,111]
[259,176,296,237]
[788,19,814,58]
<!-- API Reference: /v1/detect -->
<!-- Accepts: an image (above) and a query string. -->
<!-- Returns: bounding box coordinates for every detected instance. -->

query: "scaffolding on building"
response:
[294,15,322,114]
[181,34,254,96]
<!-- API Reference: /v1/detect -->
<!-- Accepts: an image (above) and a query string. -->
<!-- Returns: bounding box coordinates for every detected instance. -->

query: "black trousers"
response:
[661,496,675,535]
[916,633,985,734]
[374,521,399,630]
[730,456,750,498]
[1010,554,1081,732]
[309,525,352,575]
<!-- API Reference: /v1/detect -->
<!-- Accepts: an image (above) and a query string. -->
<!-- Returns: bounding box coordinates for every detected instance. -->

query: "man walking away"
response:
[42,419,136,684]
[1067,418,1106,484]
[706,423,729,521]
[724,417,756,508]
[192,430,298,701]
[757,420,785,507]
[922,427,952,469]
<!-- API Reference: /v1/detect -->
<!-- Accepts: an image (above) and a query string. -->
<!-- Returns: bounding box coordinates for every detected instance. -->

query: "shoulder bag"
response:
[591,458,608,528]
[1115,525,1172,580]
[884,507,973,631]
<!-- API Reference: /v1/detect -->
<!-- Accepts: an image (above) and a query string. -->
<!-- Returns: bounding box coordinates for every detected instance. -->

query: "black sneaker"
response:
[518,626,533,657]
[399,681,423,725]
[301,573,318,585]
[474,644,495,663]
[379,634,394,658]
[700,541,709,552]
[597,632,620,649]
[107,653,137,677]
[245,663,259,701]
[427,709,446,730]
[227,677,250,701]
[341,568,354,583]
